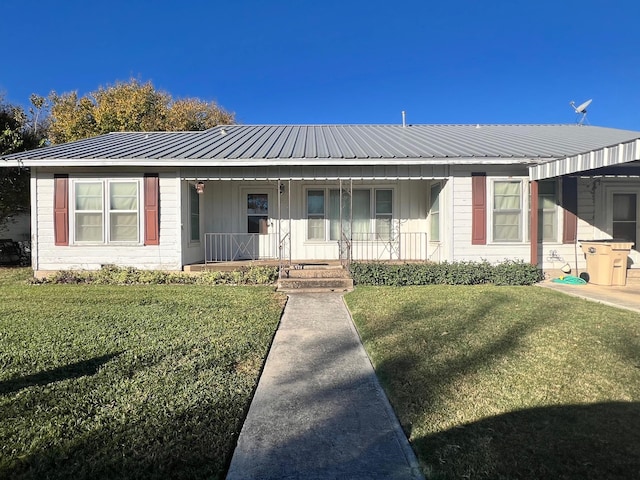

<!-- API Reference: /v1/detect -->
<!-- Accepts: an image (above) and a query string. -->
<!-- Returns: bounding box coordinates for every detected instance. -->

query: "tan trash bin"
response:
[580,240,634,286]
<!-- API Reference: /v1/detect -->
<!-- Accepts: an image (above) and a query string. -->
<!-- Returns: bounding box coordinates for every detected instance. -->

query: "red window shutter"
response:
[54,175,69,246]
[562,176,578,244]
[144,174,160,246]
[471,173,487,245]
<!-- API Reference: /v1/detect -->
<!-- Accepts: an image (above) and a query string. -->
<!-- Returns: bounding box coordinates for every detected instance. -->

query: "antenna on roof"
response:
[569,99,592,126]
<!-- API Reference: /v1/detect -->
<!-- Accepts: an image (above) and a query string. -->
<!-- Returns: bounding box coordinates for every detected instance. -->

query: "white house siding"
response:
[449,165,531,264]
[34,168,182,274]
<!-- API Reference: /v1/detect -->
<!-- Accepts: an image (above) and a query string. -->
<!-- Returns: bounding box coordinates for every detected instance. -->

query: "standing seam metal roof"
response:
[3,124,640,163]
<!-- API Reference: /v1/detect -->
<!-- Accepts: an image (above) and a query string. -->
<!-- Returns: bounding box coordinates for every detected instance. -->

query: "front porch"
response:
[180,166,446,269]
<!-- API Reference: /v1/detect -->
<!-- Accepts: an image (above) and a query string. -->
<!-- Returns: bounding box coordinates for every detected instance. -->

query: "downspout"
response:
[530,180,539,265]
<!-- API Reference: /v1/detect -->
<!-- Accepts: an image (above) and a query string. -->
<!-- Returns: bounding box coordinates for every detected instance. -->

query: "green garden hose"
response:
[552,275,587,285]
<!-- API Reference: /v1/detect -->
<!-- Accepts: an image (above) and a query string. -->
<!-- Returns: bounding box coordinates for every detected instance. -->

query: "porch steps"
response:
[277,264,354,293]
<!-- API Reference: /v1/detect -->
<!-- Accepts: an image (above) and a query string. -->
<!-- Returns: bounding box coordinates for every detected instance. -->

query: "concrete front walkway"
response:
[226,293,424,480]
[538,280,640,313]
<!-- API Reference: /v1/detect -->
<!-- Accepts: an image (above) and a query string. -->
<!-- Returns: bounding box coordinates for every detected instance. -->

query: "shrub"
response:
[349,259,543,286]
[34,265,279,286]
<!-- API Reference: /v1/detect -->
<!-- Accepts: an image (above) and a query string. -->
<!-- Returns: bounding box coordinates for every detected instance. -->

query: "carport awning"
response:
[529,138,640,180]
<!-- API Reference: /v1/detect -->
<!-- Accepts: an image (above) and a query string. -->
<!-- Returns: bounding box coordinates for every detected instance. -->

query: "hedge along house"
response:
[2,124,640,278]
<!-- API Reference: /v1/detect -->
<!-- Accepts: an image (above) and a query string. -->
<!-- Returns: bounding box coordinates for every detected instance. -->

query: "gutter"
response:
[1,157,543,168]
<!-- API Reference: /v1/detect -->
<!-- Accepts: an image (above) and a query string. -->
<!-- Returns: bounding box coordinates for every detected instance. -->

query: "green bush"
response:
[349,260,543,286]
[34,265,279,286]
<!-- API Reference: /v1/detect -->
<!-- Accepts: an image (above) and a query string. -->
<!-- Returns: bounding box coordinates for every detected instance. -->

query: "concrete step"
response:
[281,266,351,279]
[277,277,354,293]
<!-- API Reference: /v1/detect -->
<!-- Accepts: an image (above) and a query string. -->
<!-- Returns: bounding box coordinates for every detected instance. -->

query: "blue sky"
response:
[3,0,640,129]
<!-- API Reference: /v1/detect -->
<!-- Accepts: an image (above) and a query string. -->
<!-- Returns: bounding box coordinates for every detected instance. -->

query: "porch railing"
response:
[205,232,431,264]
[345,232,429,262]
[205,233,279,263]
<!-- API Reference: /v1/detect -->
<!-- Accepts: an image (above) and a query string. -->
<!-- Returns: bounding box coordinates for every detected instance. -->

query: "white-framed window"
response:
[538,179,557,242]
[375,189,393,240]
[492,180,524,242]
[189,184,200,243]
[307,190,325,240]
[429,182,441,242]
[306,187,393,241]
[329,189,371,241]
[72,179,141,244]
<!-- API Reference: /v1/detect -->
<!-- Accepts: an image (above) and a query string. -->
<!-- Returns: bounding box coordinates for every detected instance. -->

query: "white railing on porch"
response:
[205,232,431,264]
[205,233,279,263]
[342,232,429,262]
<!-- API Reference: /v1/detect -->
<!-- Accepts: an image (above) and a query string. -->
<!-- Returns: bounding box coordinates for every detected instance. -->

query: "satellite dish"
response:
[569,99,592,125]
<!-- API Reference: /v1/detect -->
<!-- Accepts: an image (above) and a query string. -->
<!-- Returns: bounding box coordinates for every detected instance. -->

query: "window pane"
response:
[494,182,520,195]
[330,190,345,241]
[613,194,636,221]
[307,190,324,215]
[613,223,636,244]
[495,195,520,209]
[494,212,521,241]
[247,194,268,215]
[75,183,102,210]
[110,212,138,241]
[540,196,556,209]
[430,183,441,241]
[190,187,200,242]
[110,182,138,210]
[375,190,392,214]
[538,180,556,195]
[537,180,557,242]
[248,216,268,234]
[376,216,391,240]
[76,212,103,242]
[308,217,325,240]
[541,214,556,241]
[430,213,440,241]
[352,190,370,239]
[494,181,521,242]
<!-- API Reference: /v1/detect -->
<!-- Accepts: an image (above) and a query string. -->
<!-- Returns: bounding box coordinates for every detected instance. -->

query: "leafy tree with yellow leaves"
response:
[48,79,235,144]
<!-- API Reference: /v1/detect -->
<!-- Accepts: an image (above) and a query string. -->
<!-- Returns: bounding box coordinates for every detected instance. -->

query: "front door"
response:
[243,190,276,259]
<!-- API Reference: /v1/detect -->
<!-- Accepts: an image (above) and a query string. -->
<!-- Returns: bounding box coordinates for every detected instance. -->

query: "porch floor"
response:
[184,260,343,272]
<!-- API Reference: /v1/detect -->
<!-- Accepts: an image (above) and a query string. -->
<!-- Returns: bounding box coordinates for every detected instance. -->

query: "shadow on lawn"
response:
[352,287,640,479]
[414,401,640,480]
[0,352,122,395]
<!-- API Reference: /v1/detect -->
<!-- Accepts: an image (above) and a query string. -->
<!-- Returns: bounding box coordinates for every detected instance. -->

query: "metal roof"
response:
[3,124,640,167]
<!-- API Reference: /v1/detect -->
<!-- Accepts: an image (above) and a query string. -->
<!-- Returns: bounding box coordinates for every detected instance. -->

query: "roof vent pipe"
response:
[402,111,406,128]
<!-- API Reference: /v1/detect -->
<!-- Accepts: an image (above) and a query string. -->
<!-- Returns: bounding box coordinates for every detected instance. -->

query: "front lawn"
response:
[345,286,640,480]
[0,268,285,480]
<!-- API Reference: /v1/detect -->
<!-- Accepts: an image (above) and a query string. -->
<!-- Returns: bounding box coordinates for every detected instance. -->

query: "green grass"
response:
[345,286,640,480]
[0,268,285,480]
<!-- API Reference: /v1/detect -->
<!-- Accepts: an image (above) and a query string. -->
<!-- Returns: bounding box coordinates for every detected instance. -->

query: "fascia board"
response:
[3,157,541,168]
